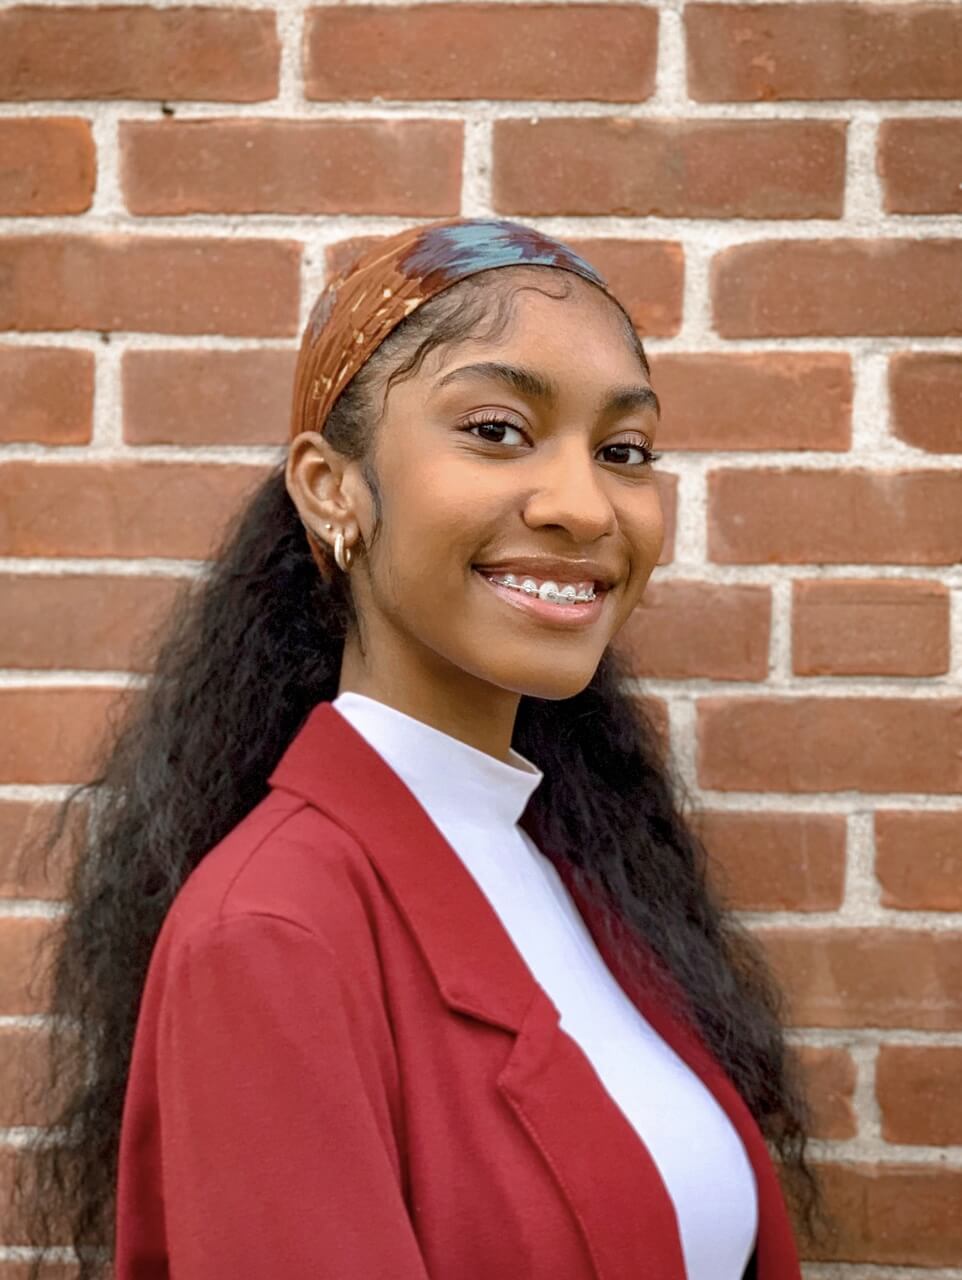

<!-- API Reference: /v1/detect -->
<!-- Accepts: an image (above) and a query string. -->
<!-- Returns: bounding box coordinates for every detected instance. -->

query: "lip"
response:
[473,568,608,629]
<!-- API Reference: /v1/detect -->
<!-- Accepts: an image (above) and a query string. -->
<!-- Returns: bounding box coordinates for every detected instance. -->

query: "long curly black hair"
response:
[9,266,821,1277]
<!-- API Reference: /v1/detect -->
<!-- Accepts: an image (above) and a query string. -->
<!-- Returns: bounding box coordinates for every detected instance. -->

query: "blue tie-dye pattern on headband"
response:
[400,218,609,292]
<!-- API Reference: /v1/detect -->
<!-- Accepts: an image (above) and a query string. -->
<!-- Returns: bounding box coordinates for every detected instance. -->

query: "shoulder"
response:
[136,795,402,1088]
[160,790,382,972]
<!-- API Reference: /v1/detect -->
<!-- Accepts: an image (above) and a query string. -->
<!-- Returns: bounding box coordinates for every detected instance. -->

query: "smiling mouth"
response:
[473,568,608,627]
[477,570,600,604]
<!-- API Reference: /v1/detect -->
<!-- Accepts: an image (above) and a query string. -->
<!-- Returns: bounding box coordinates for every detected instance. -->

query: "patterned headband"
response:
[288,216,618,575]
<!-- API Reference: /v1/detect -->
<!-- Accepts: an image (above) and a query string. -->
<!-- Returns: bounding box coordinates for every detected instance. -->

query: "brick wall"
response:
[1,1,960,1275]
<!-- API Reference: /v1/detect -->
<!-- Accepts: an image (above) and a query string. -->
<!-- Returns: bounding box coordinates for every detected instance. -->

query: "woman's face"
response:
[293,273,664,715]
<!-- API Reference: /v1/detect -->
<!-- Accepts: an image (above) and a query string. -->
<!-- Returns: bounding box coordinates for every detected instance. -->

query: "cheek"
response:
[608,491,660,627]
[621,490,665,590]
[394,451,508,541]
[375,459,486,591]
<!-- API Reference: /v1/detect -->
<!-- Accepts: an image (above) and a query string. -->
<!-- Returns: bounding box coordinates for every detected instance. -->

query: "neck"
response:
[338,634,521,765]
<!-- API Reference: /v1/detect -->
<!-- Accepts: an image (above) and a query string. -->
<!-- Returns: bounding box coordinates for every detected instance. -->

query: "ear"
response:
[286,432,361,547]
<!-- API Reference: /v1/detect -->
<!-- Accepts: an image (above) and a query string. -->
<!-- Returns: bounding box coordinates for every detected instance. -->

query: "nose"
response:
[520,436,618,542]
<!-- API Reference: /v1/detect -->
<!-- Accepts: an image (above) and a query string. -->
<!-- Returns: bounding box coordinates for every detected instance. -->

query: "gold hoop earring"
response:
[334,529,353,573]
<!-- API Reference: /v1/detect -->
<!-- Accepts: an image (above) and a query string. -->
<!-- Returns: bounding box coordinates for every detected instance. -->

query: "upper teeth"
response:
[490,573,596,603]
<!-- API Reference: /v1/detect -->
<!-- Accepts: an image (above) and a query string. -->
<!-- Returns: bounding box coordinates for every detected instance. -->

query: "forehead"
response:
[425,274,646,387]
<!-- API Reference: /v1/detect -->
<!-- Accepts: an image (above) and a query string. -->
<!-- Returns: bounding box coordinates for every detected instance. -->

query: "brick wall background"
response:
[1,0,960,1274]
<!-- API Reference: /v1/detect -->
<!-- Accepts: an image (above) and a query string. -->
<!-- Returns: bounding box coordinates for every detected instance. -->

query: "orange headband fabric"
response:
[288,217,615,576]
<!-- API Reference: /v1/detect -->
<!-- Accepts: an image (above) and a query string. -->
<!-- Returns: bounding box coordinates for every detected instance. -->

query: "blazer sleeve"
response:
[155,911,430,1279]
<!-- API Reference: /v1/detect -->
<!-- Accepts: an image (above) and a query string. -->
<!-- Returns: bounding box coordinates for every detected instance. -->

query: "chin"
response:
[488,658,604,702]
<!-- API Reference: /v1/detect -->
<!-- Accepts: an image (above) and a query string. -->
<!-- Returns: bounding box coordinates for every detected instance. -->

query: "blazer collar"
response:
[267,699,541,1031]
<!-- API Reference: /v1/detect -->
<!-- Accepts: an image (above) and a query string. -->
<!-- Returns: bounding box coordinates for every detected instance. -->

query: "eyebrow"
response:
[434,360,661,419]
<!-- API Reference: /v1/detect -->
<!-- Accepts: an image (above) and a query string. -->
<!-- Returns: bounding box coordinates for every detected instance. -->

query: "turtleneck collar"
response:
[331,691,543,830]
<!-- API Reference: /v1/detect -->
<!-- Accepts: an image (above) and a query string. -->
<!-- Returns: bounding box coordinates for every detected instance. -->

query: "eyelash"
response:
[461,415,662,467]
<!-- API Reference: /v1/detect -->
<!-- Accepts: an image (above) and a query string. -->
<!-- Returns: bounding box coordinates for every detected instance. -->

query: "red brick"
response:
[0,687,142,785]
[890,353,962,454]
[695,811,846,912]
[795,1045,857,1140]
[708,469,962,565]
[686,3,962,102]
[120,119,462,216]
[0,1141,75,1249]
[698,697,961,795]
[876,1045,962,1146]
[875,811,962,912]
[0,346,93,444]
[792,579,950,677]
[6,1023,81,1129]
[0,461,270,559]
[711,240,962,338]
[615,581,770,681]
[878,119,962,215]
[758,928,962,1029]
[304,4,657,102]
[0,572,185,671]
[804,1163,962,1266]
[0,5,278,101]
[0,235,301,337]
[123,349,295,446]
[0,1143,76,1252]
[0,118,94,214]
[0,1025,51,1125]
[0,798,81,899]
[493,119,845,219]
[324,235,386,281]
[0,917,54,1014]
[651,353,851,451]
[565,240,684,339]
[633,694,670,759]
[326,233,685,339]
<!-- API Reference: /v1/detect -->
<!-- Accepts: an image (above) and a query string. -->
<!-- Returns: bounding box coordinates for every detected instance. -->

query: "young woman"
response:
[12,217,818,1279]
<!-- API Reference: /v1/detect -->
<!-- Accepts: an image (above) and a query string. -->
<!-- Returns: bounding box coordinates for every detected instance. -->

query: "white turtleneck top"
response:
[331,691,758,1280]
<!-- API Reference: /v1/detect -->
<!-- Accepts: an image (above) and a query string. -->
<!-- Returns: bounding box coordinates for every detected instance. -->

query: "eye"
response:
[601,438,662,467]
[459,416,661,468]
[461,415,527,446]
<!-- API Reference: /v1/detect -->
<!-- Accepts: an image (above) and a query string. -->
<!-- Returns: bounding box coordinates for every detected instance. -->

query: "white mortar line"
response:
[5,97,962,122]
[275,0,306,108]
[6,207,961,237]
[843,811,883,916]
[461,119,494,216]
[5,333,962,358]
[3,560,958,584]
[789,1028,962,1049]
[743,909,962,930]
[769,577,793,681]
[845,115,884,223]
[948,588,962,681]
[649,0,688,112]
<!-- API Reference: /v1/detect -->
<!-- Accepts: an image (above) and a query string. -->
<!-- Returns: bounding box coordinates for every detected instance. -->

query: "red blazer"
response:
[115,700,802,1279]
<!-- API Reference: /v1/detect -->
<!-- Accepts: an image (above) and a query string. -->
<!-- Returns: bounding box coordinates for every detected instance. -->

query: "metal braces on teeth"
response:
[492,574,596,605]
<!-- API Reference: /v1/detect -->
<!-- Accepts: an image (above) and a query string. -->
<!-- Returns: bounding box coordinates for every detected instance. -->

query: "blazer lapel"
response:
[268,700,798,1280]
[548,856,802,1280]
